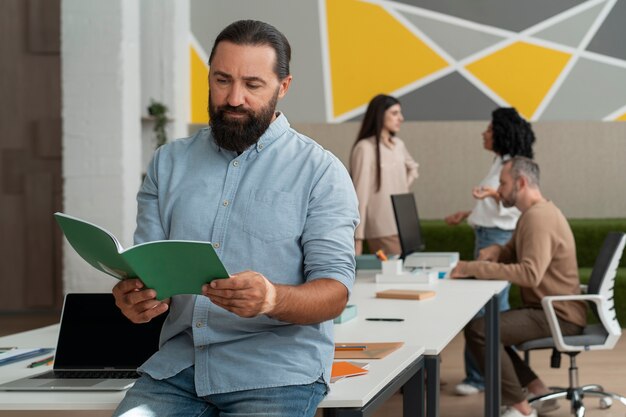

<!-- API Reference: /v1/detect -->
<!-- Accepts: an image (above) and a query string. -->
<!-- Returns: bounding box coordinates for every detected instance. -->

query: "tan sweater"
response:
[350,137,418,240]
[463,200,587,327]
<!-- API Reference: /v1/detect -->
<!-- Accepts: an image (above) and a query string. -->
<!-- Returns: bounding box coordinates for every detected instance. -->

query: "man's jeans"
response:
[113,366,327,417]
[462,226,513,390]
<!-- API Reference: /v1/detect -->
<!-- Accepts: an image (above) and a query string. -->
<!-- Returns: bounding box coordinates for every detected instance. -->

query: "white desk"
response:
[343,273,508,417]
[0,275,504,417]
[0,324,425,417]
[320,344,424,416]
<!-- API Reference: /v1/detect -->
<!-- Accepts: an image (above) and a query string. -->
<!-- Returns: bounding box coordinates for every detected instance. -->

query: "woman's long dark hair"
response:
[491,107,535,158]
[351,94,401,191]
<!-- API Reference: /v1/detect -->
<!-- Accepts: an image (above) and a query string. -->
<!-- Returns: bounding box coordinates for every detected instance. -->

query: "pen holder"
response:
[375,258,439,284]
[381,259,403,276]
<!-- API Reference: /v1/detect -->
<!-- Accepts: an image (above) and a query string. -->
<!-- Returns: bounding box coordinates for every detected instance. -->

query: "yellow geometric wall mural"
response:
[326,0,448,118]
[190,45,209,124]
[465,42,571,119]
[189,1,626,121]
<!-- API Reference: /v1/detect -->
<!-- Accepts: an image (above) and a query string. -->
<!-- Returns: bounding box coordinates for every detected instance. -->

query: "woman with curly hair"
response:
[350,94,419,256]
[445,107,536,396]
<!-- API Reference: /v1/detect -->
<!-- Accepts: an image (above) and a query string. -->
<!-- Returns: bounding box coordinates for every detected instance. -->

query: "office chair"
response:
[516,231,626,417]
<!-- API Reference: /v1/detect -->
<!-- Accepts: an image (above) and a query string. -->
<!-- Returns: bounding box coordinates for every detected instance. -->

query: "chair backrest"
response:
[587,232,626,297]
[586,232,626,338]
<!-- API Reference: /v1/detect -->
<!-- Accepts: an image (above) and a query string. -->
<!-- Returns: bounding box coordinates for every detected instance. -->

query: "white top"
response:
[467,155,520,230]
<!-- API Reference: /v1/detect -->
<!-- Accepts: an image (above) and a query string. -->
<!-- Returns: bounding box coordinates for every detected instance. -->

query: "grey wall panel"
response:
[346,72,499,122]
[393,0,585,32]
[398,72,499,120]
[533,3,605,48]
[190,0,327,122]
[400,12,504,60]
[586,0,626,61]
[542,58,626,120]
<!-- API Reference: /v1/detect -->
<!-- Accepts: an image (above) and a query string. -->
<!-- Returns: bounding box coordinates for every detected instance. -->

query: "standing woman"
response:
[350,94,419,256]
[445,107,536,396]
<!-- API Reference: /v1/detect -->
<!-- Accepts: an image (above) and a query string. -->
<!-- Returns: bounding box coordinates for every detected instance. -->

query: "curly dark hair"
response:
[351,94,401,191]
[491,107,535,158]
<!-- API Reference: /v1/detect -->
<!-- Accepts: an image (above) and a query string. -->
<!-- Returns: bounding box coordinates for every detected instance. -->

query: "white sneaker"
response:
[454,382,483,396]
[500,406,538,417]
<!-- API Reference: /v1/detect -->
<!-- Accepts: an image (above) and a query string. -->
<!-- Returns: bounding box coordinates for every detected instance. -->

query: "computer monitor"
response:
[391,193,425,259]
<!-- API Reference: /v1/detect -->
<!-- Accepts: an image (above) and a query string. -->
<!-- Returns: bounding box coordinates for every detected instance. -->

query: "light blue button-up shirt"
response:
[135,114,359,396]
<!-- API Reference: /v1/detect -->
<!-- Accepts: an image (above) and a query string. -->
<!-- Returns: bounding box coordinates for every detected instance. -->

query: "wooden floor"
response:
[2,314,626,417]
[364,333,626,417]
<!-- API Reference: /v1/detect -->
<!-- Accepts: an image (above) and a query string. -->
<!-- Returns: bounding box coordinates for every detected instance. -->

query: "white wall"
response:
[61,0,190,293]
[62,0,141,293]
[140,0,190,170]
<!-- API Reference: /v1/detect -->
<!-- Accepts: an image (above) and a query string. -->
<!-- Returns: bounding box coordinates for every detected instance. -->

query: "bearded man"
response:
[451,157,586,417]
[111,20,359,417]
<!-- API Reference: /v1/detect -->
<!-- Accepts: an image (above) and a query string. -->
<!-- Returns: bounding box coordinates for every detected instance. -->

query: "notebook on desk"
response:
[0,293,166,391]
[391,193,458,269]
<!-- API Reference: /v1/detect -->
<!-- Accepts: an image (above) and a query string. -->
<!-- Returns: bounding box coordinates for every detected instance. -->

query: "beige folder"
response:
[334,342,404,359]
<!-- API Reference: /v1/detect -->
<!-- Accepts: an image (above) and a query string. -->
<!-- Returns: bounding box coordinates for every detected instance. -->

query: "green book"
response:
[54,212,229,300]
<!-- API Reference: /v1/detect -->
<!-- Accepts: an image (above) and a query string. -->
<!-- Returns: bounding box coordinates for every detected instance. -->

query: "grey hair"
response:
[509,156,540,187]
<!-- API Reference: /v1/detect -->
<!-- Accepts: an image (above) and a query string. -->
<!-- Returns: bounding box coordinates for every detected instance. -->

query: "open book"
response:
[54,212,229,300]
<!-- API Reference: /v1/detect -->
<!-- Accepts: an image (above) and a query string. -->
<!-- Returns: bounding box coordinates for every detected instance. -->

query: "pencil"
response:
[335,344,367,351]
[27,355,54,368]
[375,249,388,262]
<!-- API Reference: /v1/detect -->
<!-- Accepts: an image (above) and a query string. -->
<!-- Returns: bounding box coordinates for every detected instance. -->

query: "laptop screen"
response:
[54,293,166,370]
[391,193,425,259]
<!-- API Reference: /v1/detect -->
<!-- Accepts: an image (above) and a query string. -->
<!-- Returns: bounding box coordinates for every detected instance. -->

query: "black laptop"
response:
[0,293,166,391]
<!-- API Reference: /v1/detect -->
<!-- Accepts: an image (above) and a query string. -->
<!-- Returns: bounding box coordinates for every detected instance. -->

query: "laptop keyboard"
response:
[33,370,140,379]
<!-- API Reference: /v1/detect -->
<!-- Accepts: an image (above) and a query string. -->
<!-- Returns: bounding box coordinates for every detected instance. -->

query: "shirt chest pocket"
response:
[243,190,299,242]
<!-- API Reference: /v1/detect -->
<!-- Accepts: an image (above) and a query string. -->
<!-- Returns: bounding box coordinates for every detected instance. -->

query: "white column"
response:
[140,0,191,170]
[61,0,141,293]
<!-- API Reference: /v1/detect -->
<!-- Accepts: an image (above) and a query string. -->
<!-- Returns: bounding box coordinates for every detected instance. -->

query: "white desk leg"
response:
[484,295,501,417]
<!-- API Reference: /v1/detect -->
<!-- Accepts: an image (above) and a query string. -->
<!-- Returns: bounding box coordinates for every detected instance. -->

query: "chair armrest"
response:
[541,294,604,352]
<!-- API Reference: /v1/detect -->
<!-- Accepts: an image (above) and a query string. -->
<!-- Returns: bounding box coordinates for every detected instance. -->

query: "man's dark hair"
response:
[208,20,291,80]
[491,107,535,158]
[508,156,540,187]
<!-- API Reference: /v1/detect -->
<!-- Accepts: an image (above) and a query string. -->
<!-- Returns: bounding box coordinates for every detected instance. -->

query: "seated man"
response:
[451,156,586,417]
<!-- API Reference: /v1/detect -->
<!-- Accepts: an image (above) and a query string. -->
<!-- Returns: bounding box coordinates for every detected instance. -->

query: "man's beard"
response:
[208,90,278,153]
[501,186,518,208]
